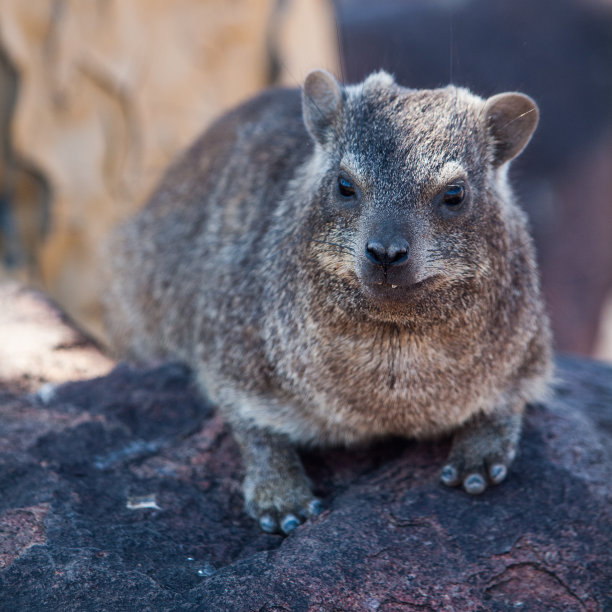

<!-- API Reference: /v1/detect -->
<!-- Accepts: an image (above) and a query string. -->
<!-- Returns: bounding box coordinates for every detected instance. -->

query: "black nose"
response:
[365,238,410,267]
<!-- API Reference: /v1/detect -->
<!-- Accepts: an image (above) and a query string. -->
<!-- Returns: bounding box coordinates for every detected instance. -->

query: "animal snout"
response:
[365,238,410,267]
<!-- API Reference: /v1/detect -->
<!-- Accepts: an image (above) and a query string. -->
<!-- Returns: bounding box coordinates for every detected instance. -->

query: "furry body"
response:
[107,71,552,533]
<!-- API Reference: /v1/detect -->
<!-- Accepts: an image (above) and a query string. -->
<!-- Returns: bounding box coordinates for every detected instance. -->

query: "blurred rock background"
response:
[0,0,611,361]
[0,0,339,341]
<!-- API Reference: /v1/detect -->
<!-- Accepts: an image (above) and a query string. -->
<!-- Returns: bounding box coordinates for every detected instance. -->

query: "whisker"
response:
[500,108,537,131]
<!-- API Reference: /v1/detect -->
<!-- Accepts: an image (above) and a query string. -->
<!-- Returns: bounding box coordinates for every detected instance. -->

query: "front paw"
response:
[244,472,323,534]
[440,412,521,495]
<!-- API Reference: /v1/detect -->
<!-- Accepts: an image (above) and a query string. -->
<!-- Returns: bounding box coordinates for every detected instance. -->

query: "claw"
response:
[440,464,459,486]
[463,473,486,495]
[308,499,324,516]
[281,514,301,534]
[259,514,278,533]
[488,463,507,484]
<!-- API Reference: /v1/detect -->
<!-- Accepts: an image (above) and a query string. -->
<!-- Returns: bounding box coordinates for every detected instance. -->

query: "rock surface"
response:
[0,281,113,393]
[0,285,611,611]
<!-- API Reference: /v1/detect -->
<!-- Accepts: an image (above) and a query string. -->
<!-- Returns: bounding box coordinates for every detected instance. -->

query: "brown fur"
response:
[105,70,552,533]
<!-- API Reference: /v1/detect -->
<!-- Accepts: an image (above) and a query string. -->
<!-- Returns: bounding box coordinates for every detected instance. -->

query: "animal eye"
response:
[337,175,356,198]
[443,184,466,209]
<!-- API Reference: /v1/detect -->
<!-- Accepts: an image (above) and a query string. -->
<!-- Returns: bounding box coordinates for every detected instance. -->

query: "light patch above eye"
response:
[339,153,362,173]
[424,160,470,206]
[435,161,467,189]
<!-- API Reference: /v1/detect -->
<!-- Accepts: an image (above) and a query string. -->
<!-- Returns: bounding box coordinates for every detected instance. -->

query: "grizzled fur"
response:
[106,70,552,534]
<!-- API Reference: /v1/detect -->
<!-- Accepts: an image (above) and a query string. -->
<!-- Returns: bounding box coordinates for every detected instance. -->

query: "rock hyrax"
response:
[106,70,552,534]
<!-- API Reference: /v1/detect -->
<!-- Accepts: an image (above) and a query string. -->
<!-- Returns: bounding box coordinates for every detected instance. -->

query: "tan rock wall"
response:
[0,0,339,341]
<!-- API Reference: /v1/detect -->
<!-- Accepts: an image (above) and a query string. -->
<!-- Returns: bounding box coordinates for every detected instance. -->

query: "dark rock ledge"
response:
[0,283,611,611]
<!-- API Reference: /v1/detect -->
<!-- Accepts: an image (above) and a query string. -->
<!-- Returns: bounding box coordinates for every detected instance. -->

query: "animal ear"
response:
[302,69,343,144]
[483,93,539,166]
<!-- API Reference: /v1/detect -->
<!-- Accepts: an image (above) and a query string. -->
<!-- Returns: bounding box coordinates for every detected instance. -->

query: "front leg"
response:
[440,404,523,495]
[232,423,323,534]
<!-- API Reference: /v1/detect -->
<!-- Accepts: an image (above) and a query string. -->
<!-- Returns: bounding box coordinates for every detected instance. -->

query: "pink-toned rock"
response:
[0,281,113,391]
[0,505,49,570]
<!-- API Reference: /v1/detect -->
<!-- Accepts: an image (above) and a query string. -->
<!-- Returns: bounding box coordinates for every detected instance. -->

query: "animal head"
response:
[298,69,538,321]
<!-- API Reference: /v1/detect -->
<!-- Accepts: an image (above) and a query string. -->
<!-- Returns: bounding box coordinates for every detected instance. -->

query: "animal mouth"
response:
[362,275,442,302]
